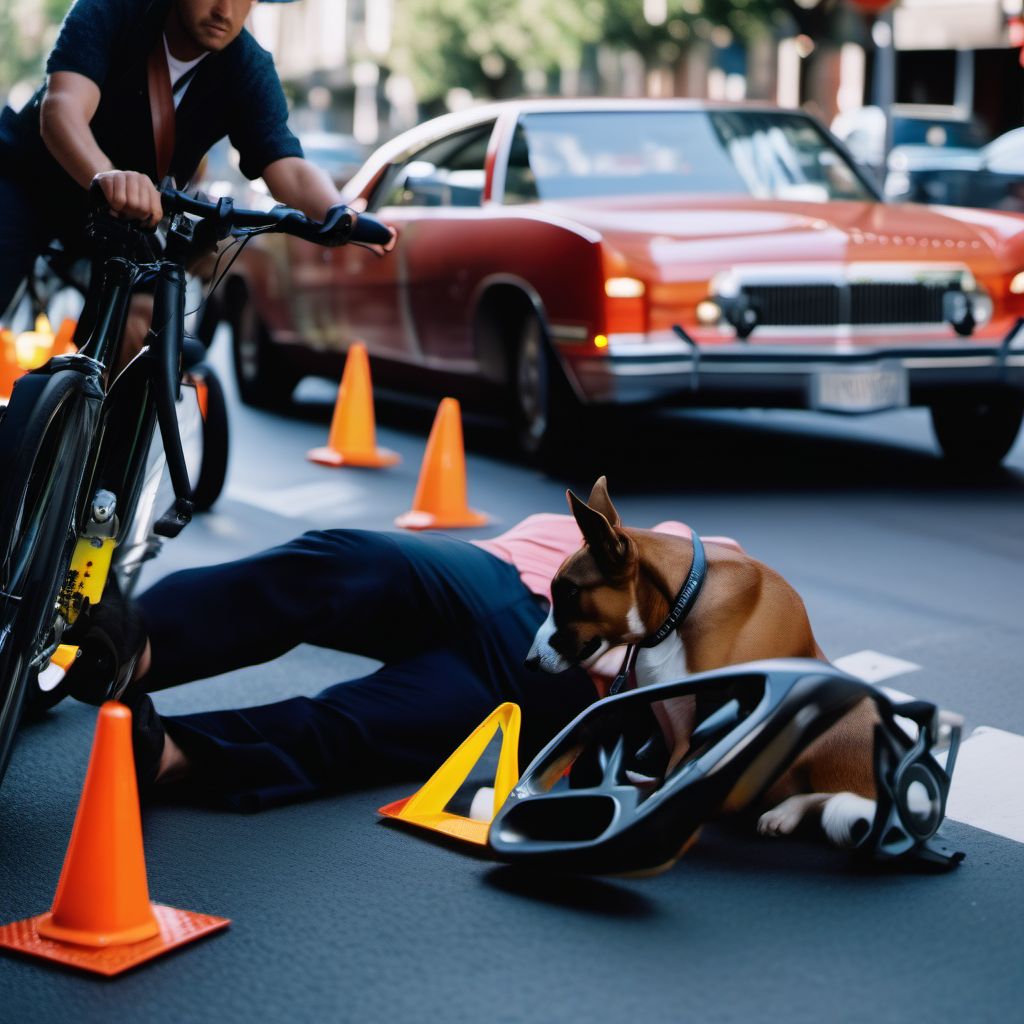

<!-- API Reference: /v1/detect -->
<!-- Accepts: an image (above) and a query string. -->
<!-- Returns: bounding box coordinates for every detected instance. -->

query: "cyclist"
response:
[0,0,383,322]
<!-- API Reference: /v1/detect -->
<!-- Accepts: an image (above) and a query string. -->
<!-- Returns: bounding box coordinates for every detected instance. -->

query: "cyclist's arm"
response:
[262,156,341,221]
[39,72,110,189]
[263,156,396,253]
[40,71,162,226]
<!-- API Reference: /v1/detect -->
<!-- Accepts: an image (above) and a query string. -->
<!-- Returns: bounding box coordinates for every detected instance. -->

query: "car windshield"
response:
[504,110,874,204]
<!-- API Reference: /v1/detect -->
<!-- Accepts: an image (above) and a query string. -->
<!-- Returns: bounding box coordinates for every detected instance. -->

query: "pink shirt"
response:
[472,513,741,602]
[473,513,743,684]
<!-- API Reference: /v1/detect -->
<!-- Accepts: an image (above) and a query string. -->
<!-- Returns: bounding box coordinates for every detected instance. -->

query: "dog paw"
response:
[757,796,812,837]
[821,793,876,848]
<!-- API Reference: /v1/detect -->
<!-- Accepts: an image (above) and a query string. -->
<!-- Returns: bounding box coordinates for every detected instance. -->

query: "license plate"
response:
[811,364,908,413]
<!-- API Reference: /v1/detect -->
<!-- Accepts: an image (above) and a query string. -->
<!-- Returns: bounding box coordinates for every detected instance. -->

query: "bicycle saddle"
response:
[488,659,964,876]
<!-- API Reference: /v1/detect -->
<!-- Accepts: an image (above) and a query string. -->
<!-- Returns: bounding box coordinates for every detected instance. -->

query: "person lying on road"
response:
[64,512,732,811]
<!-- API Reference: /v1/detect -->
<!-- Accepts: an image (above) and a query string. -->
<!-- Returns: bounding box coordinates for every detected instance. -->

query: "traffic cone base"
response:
[307,444,400,469]
[378,702,521,846]
[0,904,229,977]
[394,507,489,531]
[0,702,231,976]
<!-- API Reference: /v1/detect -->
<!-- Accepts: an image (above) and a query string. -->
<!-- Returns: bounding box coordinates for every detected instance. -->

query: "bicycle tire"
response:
[190,364,230,512]
[0,370,95,788]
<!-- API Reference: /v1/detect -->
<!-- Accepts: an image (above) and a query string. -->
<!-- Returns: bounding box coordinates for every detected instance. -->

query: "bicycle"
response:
[0,185,391,790]
[2,232,231,516]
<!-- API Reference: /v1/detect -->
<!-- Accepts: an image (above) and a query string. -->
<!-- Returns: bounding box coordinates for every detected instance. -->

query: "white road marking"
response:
[227,480,360,518]
[943,727,1024,844]
[833,649,921,683]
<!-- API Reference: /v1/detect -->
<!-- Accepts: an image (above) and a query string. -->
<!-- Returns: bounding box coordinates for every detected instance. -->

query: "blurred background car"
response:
[885,126,1024,211]
[831,103,990,188]
[217,99,1024,467]
[200,132,365,203]
[296,132,367,189]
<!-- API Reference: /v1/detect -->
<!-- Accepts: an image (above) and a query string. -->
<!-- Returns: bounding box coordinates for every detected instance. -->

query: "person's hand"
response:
[91,170,163,228]
[367,224,398,257]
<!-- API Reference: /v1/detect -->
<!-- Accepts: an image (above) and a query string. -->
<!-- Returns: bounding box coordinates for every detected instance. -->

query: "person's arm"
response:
[40,71,162,226]
[40,0,161,225]
[262,156,340,221]
[263,157,396,252]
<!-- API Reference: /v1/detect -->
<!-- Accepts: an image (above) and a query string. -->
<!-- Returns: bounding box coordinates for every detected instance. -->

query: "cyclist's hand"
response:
[347,210,397,255]
[368,223,398,256]
[92,170,163,229]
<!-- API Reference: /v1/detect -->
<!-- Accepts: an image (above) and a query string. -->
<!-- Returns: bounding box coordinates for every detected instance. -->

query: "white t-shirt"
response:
[163,37,206,109]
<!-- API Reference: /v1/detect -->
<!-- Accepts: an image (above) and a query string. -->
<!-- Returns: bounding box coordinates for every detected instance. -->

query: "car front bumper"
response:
[561,322,1024,412]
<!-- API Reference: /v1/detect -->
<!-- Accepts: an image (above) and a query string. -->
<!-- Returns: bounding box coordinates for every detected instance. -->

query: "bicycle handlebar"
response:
[158,186,393,248]
[87,181,392,250]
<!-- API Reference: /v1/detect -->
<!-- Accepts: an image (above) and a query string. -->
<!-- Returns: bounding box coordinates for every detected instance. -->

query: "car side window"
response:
[504,121,540,205]
[373,124,495,209]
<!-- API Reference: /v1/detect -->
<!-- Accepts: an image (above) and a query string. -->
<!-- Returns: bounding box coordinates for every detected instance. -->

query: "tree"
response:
[0,0,69,97]
[390,0,604,104]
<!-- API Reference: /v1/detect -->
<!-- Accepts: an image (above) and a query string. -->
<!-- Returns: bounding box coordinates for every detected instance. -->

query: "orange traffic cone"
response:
[0,702,229,976]
[307,342,399,468]
[52,317,78,357]
[0,328,22,400]
[395,397,489,530]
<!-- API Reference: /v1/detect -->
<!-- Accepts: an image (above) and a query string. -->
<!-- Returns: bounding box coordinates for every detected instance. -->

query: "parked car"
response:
[222,99,1024,466]
[885,126,1024,211]
[832,103,988,177]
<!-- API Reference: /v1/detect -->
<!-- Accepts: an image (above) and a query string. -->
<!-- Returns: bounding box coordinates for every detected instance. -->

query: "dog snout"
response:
[524,653,541,671]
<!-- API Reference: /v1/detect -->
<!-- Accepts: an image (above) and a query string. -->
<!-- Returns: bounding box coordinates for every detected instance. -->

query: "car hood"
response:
[536,196,1024,278]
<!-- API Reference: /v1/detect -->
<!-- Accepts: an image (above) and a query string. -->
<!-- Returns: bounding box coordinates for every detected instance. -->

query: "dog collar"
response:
[608,533,707,696]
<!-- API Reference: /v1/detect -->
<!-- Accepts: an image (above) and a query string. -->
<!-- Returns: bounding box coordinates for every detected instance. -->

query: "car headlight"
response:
[696,300,721,325]
[1009,271,1024,295]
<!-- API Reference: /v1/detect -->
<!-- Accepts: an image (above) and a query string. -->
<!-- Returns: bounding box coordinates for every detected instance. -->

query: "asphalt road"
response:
[1,334,1022,1022]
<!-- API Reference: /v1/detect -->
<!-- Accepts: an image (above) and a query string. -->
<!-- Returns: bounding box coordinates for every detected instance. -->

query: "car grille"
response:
[742,281,954,326]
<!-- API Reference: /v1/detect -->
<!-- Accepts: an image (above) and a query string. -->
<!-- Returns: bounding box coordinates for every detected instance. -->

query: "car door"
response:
[368,122,497,369]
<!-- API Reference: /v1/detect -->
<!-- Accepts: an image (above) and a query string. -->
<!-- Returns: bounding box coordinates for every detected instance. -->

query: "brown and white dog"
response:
[525,477,878,847]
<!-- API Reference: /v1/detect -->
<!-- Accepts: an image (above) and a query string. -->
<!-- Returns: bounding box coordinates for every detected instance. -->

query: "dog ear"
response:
[567,488,633,574]
[586,476,620,528]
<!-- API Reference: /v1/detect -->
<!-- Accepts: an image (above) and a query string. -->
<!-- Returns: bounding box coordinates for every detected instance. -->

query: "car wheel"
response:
[930,392,1024,469]
[512,313,577,462]
[231,298,300,410]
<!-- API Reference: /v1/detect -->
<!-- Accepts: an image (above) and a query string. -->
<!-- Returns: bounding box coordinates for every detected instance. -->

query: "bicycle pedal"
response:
[154,497,194,538]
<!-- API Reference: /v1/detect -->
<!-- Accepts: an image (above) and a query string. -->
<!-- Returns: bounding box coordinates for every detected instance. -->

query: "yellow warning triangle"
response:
[378,702,521,846]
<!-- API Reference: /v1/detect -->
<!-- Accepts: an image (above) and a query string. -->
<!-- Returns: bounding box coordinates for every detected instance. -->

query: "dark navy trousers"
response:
[136,530,596,811]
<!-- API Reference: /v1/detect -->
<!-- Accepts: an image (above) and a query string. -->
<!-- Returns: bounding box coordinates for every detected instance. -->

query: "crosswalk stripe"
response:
[943,727,1024,844]
[833,649,921,683]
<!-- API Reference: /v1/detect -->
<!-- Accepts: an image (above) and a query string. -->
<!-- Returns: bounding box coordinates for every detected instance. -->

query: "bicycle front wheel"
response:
[0,369,97,788]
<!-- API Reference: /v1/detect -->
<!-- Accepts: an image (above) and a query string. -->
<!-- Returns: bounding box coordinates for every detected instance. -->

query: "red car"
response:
[222,99,1024,465]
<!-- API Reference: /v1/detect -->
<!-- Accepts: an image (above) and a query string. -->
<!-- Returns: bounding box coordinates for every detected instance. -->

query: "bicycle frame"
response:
[77,253,195,547]
[4,216,198,655]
